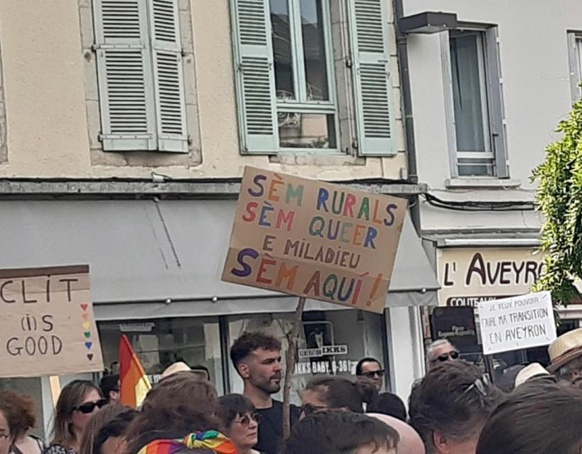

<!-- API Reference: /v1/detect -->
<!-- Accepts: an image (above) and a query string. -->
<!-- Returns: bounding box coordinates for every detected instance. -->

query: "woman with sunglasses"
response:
[45,380,105,454]
[409,361,502,454]
[218,394,261,454]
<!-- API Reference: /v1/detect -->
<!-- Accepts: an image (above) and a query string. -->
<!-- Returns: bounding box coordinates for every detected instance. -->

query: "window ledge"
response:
[445,178,522,189]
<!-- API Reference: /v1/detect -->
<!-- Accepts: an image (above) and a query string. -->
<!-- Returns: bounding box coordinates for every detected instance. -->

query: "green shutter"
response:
[149,0,189,153]
[93,0,157,151]
[348,0,395,156]
[231,0,279,154]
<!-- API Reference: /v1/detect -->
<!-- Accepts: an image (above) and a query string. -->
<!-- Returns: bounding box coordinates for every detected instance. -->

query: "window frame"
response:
[568,32,582,103]
[441,25,509,179]
[272,0,340,154]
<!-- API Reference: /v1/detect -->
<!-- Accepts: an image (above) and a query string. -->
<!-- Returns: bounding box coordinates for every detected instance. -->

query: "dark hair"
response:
[367,392,407,422]
[284,410,399,454]
[305,376,377,413]
[355,358,382,376]
[79,403,128,454]
[0,390,36,440]
[230,332,282,368]
[477,381,582,454]
[409,360,502,454]
[93,407,138,454]
[125,372,223,454]
[52,380,102,449]
[218,394,255,428]
[99,374,120,401]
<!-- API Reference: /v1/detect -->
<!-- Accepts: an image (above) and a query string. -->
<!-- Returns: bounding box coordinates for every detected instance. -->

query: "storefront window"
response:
[98,317,224,394]
[227,310,386,404]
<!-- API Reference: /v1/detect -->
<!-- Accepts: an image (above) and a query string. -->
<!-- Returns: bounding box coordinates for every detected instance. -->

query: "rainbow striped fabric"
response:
[137,431,238,454]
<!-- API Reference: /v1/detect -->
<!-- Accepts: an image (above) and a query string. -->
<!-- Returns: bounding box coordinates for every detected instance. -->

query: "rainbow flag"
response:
[137,432,238,454]
[119,334,151,408]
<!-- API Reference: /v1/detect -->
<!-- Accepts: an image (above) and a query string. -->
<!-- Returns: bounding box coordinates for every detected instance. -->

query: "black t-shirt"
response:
[255,400,301,454]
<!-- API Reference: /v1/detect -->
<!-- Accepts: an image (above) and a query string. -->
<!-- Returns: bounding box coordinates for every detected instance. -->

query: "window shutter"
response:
[148,0,189,153]
[485,28,509,178]
[231,0,278,154]
[348,0,395,156]
[93,0,157,151]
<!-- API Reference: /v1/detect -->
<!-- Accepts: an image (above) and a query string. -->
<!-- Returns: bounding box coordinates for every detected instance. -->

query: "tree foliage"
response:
[532,98,582,305]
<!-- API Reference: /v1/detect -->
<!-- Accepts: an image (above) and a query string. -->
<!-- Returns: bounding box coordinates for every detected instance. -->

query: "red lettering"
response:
[257,257,276,284]
[242,202,259,222]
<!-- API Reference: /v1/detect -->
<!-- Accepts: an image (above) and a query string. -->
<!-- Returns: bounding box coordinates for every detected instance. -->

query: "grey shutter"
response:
[94,0,157,151]
[485,27,509,178]
[348,0,395,156]
[149,0,189,153]
[231,0,279,154]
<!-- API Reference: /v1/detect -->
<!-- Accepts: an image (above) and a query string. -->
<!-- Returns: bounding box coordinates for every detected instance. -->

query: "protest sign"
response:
[222,167,407,313]
[477,291,557,355]
[0,265,103,378]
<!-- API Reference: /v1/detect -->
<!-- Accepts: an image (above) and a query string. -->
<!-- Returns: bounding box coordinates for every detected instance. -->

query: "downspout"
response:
[392,0,421,230]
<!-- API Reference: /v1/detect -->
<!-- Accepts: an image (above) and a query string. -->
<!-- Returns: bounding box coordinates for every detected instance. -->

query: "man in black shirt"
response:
[230,332,300,454]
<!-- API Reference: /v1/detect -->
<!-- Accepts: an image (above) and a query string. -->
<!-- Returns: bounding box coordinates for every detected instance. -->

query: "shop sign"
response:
[298,345,348,359]
[431,306,478,348]
[294,359,357,375]
[222,167,407,313]
[477,291,557,354]
[0,265,103,378]
[437,248,545,307]
[119,322,155,333]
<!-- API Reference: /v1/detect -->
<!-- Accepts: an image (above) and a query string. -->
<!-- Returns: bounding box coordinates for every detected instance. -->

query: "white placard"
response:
[477,291,557,355]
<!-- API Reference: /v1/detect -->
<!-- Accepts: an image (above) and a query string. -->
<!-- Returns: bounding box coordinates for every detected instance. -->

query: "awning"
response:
[0,200,439,320]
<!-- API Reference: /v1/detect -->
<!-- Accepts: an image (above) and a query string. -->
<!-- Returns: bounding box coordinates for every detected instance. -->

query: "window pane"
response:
[450,32,490,152]
[458,158,494,177]
[278,112,336,148]
[300,0,329,100]
[271,0,295,100]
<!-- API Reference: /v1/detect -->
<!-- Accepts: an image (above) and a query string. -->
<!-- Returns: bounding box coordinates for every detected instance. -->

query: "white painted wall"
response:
[404,0,582,232]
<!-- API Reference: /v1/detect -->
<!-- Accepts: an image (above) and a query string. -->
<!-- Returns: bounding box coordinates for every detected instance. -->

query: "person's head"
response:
[355,358,385,391]
[477,382,582,454]
[93,407,138,454]
[367,393,407,422]
[548,328,582,381]
[409,360,502,454]
[125,372,222,454]
[427,340,459,369]
[368,414,426,454]
[285,410,399,454]
[99,374,120,403]
[191,365,211,381]
[53,380,105,449]
[0,390,37,454]
[218,394,259,452]
[230,332,282,396]
[301,376,377,417]
[78,403,131,454]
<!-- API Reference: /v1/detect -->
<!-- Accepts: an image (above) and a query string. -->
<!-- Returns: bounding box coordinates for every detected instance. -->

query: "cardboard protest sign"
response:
[222,167,407,313]
[0,265,103,378]
[477,291,557,355]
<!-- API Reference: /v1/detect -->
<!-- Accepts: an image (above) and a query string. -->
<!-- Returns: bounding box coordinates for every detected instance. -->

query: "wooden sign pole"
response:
[49,375,61,407]
[282,296,306,440]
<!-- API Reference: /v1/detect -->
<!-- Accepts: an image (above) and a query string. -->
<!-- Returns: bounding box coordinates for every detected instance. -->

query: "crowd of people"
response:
[2,329,582,454]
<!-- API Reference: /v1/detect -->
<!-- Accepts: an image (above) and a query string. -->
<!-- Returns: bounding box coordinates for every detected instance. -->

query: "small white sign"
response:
[477,291,557,355]
[298,345,348,359]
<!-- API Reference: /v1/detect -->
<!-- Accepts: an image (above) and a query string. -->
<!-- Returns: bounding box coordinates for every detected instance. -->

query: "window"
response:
[568,33,582,102]
[92,0,188,153]
[230,0,396,156]
[445,28,508,178]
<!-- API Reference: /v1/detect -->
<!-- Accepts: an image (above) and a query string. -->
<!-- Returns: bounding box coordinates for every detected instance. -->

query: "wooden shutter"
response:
[485,27,509,178]
[231,0,278,154]
[149,0,189,153]
[94,0,157,151]
[348,0,395,156]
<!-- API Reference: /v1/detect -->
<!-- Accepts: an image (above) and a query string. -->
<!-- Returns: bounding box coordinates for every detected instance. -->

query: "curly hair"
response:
[230,332,281,369]
[0,390,36,440]
[409,360,502,454]
[125,372,223,454]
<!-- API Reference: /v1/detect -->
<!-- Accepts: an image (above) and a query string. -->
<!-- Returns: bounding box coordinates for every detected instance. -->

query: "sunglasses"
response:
[432,350,460,363]
[300,403,327,417]
[234,413,259,427]
[74,399,108,414]
[464,374,491,397]
[360,369,385,379]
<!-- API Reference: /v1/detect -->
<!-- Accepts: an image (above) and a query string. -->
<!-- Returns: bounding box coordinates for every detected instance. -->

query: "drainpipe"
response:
[392,0,421,231]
